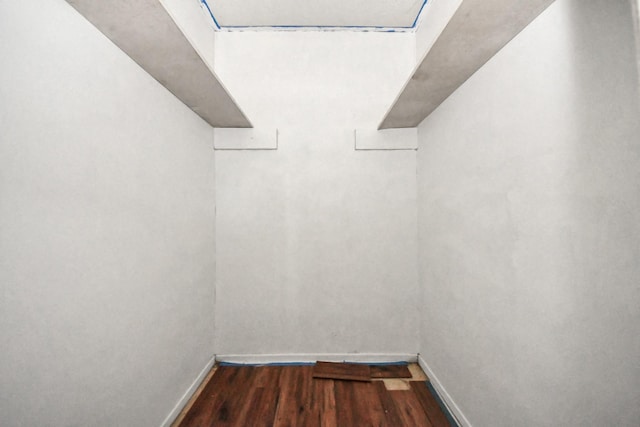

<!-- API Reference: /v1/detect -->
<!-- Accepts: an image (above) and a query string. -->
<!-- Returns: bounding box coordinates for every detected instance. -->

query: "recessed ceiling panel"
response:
[204,0,427,29]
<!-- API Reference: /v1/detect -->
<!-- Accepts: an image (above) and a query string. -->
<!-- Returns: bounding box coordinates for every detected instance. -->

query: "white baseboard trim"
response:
[216,353,418,365]
[160,354,216,427]
[418,355,472,427]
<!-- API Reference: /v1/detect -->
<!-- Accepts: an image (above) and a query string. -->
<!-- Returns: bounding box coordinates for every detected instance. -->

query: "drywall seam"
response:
[418,355,472,427]
[160,355,216,427]
[216,353,418,364]
[199,0,428,32]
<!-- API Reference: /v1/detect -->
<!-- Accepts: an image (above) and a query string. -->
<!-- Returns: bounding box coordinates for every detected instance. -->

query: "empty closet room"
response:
[1,0,639,426]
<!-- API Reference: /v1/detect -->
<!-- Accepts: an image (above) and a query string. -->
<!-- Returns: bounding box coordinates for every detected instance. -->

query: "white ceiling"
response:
[202,0,427,29]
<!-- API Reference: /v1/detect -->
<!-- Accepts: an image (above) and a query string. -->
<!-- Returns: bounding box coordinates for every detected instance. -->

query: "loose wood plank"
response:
[312,361,371,382]
[370,364,413,379]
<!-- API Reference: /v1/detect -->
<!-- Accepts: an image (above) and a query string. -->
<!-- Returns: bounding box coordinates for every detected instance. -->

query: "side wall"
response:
[416,0,640,426]
[213,32,420,357]
[0,1,216,426]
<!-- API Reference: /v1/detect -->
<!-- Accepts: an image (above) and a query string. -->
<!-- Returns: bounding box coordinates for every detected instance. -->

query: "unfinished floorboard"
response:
[312,361,371,382]
[408,363,429,381]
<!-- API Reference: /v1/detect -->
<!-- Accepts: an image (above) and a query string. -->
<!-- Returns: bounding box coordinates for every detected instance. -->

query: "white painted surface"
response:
[0,1,216,426]
[214,31,418,356]
[65,0,252,127]
[214,31,415,129]
[414,0,462,61]
[217,353,418,365]
[215,129,419,355]
[159,0,216,68]
[214,128,278,150]
[416,1,640,426]
[355,128,418,150]
[209,0,425,28]
[379,0,556,128]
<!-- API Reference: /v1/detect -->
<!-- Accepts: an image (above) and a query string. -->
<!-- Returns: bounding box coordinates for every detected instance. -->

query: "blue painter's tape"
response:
[222,25,412,30]
[412,0,429,28]
[200,0,220,29]
[201,0,429,31]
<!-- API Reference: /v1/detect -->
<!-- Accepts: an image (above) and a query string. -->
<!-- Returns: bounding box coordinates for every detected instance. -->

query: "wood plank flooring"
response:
[370,364,412,379]
[312,361,371,382]
[175,364,452,427]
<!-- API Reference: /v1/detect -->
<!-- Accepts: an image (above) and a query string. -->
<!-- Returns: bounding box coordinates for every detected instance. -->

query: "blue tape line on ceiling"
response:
[223,25,406,30]
[412,0,429,28]
[200,0,428,31]
[200,0,220,29]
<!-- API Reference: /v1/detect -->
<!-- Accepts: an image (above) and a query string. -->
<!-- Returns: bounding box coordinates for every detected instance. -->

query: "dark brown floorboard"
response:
[177,364,450,427]
[389,388,435,427]
[411,381,452,427]
[370,364,413,379]
[312,361,371,382]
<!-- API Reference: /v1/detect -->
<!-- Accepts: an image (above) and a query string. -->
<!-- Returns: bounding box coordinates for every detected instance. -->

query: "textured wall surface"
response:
[416,0,640,425]
[0,1,216,425]
[214,31,419,356]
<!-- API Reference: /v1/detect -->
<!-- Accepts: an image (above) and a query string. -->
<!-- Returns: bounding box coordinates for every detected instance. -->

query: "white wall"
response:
[213,32,419,356]
[214,31,414,129]
[0,1,216,426]
[416,0,640,426]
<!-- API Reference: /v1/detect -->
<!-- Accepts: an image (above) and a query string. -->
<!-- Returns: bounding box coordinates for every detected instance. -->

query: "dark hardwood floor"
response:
[175,364,452,427]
